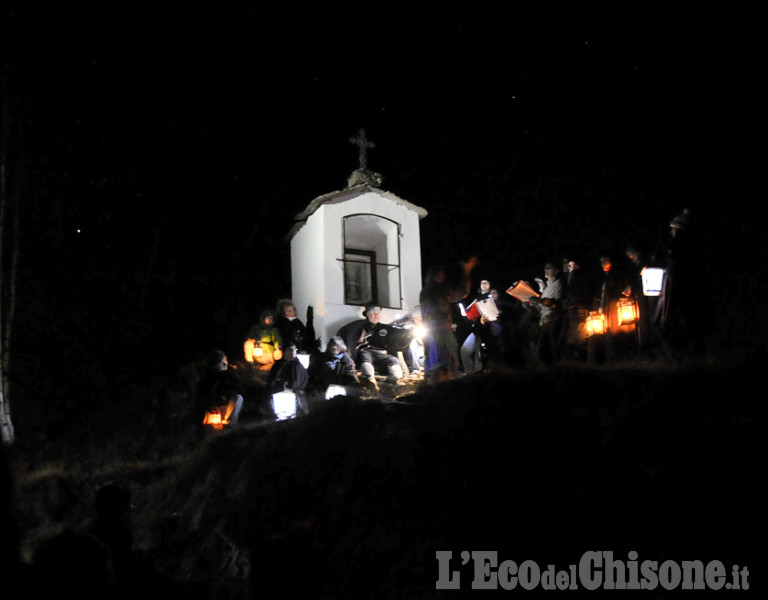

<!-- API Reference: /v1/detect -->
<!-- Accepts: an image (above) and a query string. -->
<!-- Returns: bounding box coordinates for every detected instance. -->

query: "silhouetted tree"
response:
[1,63,22,446]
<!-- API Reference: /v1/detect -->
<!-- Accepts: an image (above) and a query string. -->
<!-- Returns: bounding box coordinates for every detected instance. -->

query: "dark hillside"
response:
[120,364,762,598]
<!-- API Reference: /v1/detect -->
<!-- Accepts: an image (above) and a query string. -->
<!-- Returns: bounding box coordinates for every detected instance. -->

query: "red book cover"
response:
[463,300,481,321]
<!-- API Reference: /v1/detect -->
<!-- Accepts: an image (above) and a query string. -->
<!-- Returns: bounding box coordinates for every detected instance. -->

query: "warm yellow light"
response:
[244,339,255,363]
[617,297,640,326]
[203,408,223,430]
[584,311,607,336]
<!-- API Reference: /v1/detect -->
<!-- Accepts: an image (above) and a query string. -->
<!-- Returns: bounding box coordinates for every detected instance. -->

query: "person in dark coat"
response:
[460,278,493,374]
[337,304,404,390]
[267,344,310,415]
[275,298,315,355]
[196,350,245,427]
[419,266,461,379]
[662,208,708,358]
[560,255,594,361]
[309,335,360,386]
[308,336,360,390]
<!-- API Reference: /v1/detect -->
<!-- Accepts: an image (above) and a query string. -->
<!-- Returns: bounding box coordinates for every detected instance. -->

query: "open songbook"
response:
[461,296,500,322]
[506,281,540,302]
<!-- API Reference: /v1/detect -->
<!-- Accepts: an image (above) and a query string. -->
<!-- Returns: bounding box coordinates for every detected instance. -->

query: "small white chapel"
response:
[286,130,428,349]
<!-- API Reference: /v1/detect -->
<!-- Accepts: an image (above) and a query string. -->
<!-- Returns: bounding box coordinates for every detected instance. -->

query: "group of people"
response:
[417,207,701,377]
[194,208,699,425]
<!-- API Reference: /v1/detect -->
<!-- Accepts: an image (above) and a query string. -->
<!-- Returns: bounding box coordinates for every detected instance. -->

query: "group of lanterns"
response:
[580,267,665,339]
[582,297,641,339]
[271,385,347,422]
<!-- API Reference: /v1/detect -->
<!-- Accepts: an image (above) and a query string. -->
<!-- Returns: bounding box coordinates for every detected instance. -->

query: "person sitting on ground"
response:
[275,298,315,355]
[337,304,404,390]
[267,343,309,415]
[308,336,360,391]
[196,350,245,427]
[244,308,283,370]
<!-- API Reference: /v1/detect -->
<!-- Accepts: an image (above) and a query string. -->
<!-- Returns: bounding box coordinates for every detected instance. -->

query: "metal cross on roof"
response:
[349,129,375,171]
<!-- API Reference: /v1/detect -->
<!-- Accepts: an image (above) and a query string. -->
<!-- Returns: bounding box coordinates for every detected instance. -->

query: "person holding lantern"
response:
[267,343,309,416]
[244,308,284,370]
[196,350,245,428]
[593,253,636,363]
[560,255,595,362]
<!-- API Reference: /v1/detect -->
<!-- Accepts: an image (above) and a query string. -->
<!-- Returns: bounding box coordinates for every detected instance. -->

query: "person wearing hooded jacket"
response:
[244,308,283,370]
[308,336,360,389]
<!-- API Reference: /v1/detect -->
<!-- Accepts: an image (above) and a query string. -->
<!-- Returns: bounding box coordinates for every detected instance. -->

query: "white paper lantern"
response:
[641,267,665,297]
[325,385,347,400]
[272,391,297,420]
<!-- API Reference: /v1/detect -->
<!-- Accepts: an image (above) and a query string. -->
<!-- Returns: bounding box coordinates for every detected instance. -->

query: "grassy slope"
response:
[13,361,763,598]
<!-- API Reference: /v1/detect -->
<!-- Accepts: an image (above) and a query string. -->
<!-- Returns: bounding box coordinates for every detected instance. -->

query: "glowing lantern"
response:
[245,340,281,371]
[203,408,224,430]
[641,267,665,297]
[325,385,347,400]
[244,339,255,363]
[272,391,297,421]
[617,297,640,326]
[584,311,607,337]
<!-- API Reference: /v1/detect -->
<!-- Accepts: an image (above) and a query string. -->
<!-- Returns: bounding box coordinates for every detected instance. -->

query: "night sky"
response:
[3,5,767,406]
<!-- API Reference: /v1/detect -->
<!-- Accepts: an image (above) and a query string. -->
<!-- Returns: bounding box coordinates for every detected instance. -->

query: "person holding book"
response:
[526,262,563,367]
[336,304,404,390]
[460,279,493,374]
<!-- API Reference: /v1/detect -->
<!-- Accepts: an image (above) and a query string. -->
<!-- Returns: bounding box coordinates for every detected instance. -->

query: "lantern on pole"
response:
[616,297,640,326]
[641,267,665,297]
[584,311,607,337]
